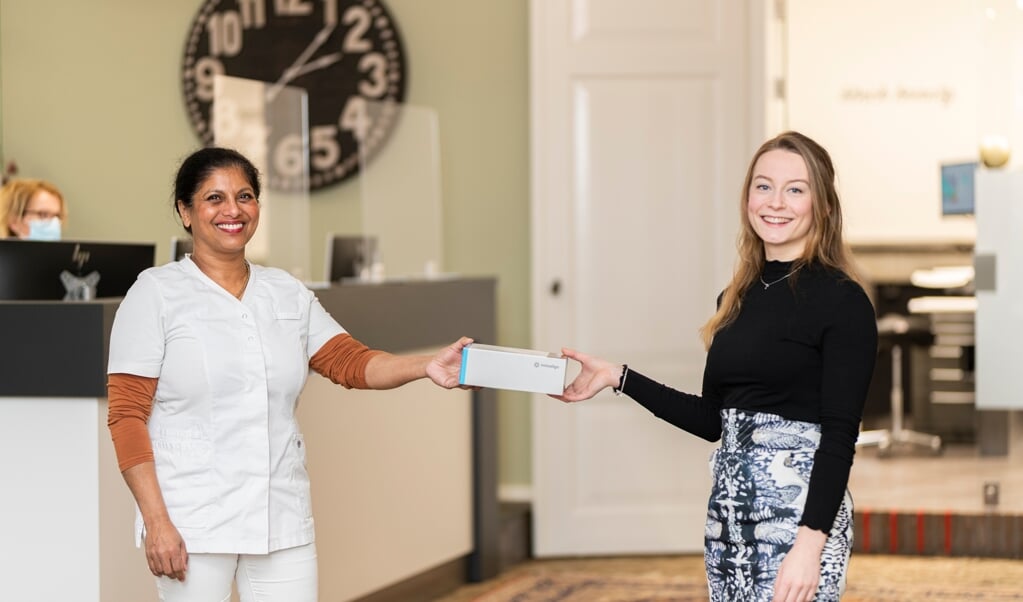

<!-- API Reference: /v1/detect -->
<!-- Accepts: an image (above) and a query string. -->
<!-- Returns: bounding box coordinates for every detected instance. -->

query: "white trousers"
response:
[155,542,318,602]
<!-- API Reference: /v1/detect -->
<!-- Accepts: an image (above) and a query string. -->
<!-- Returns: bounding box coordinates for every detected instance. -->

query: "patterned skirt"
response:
[704,408,853,602]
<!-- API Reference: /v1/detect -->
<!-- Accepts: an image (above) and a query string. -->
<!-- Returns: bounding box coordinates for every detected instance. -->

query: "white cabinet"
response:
[974,169,1023,410]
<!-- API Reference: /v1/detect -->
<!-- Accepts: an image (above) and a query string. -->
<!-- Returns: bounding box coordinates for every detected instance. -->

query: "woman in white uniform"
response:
[107,147,472,601]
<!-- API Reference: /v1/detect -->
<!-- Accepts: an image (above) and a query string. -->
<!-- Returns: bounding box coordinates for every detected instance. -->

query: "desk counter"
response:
[0,277,498,602]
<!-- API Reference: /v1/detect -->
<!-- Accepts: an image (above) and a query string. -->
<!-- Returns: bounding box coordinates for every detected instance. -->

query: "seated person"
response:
[1,178,67,240]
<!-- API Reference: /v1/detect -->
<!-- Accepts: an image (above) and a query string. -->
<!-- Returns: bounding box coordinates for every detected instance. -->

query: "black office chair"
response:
[857,313,942,456]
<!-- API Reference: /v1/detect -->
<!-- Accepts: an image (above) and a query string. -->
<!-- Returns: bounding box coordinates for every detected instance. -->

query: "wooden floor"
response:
[847,413,1023,558]
[849,426,1023,515]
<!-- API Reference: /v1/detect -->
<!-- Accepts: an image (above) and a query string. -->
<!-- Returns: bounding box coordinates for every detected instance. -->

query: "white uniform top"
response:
[107,257,345,554]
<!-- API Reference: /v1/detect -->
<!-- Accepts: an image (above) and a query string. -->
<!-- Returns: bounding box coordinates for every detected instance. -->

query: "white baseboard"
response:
[498,484,533,503]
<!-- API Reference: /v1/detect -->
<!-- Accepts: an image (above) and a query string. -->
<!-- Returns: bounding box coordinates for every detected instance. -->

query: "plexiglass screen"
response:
[213,75,312,280]
[358,102,443,280]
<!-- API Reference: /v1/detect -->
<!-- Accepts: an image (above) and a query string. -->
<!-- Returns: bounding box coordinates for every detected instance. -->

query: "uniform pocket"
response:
[272,297,304,321]
[289,433,313,518]
[269,308,310,396]
[152,433,212,528]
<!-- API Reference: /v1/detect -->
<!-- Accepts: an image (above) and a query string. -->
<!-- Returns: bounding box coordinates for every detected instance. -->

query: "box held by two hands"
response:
[458,343,567,394]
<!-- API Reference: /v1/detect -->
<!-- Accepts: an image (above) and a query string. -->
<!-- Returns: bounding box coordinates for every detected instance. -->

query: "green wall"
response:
[0,0,533,488]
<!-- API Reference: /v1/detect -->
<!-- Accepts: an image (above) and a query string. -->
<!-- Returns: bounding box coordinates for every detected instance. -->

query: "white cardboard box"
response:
[458,343,567,394]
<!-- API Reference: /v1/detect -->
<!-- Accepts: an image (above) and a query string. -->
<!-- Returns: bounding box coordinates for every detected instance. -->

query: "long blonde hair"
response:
[699,131,860,349]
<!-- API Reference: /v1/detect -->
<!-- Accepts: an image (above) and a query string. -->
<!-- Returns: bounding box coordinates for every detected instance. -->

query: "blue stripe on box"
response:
[459,344,470,385]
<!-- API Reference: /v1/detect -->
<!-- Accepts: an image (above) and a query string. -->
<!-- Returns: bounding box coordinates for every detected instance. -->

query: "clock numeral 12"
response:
[274,0,313,17]
[272,0,343,27]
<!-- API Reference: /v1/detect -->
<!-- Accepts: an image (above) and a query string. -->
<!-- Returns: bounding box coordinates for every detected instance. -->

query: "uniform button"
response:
[242,313,248,319]
[248,336,255,342]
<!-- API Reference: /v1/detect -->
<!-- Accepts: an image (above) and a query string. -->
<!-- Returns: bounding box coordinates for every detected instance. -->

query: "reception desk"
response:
[0,277,498,602]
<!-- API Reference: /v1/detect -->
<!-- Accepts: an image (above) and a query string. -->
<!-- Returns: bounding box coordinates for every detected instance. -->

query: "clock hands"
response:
[266,25,339,102]
[289,52,342,79]
[184,1,407,190]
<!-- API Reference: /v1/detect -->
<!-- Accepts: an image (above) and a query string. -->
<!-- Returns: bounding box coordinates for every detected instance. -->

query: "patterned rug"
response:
[470,570,1023,601]
[471,571,706,602]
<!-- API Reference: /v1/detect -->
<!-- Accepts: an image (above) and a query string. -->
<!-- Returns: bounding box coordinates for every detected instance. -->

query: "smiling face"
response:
[177,166,260,258]
[746,149,814,261]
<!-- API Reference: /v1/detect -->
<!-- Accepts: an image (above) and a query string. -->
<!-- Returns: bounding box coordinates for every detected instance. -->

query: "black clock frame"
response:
[182,0,408,191]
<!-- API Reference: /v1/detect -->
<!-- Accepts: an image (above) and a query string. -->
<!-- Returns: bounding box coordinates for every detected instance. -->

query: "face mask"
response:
[26,217,62,241]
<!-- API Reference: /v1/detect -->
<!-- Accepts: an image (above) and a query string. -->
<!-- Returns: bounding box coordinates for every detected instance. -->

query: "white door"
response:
[530,0,759,556]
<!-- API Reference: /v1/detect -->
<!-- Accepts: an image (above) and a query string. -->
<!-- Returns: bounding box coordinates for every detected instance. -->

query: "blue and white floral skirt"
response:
[704,408,853,602]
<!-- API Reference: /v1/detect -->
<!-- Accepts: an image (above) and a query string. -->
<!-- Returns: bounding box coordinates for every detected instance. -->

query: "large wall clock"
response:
[181,0,408,190]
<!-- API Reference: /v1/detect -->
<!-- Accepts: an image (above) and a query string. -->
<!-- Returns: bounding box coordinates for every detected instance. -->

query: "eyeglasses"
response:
[22,209,62,221]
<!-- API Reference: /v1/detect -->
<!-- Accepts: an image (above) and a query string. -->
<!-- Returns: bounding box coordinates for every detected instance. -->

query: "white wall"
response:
[785,0,1013,245]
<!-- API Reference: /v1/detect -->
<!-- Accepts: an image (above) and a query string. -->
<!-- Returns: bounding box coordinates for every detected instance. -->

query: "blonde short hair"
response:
[0,178,67,237]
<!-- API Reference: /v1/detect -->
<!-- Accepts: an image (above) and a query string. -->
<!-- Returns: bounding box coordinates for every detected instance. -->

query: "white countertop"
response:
[907,295,977,314]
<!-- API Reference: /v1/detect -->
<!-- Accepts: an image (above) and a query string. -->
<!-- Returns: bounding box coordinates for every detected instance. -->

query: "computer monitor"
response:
[325,234,376,282]
[0,239,156,300]
[170,236,193,262]
[940,161,977,216]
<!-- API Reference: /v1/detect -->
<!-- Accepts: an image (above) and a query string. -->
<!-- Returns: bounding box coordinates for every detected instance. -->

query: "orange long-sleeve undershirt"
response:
[308,332,384,390]
[106,373,158,472]
[107,333,382,473]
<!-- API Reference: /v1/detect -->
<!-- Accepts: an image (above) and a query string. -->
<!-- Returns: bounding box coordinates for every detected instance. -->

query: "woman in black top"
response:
[557,131,877,602]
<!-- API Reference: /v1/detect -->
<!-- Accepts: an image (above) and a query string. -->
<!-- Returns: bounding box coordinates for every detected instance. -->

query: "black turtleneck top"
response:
[621,260,878,533]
